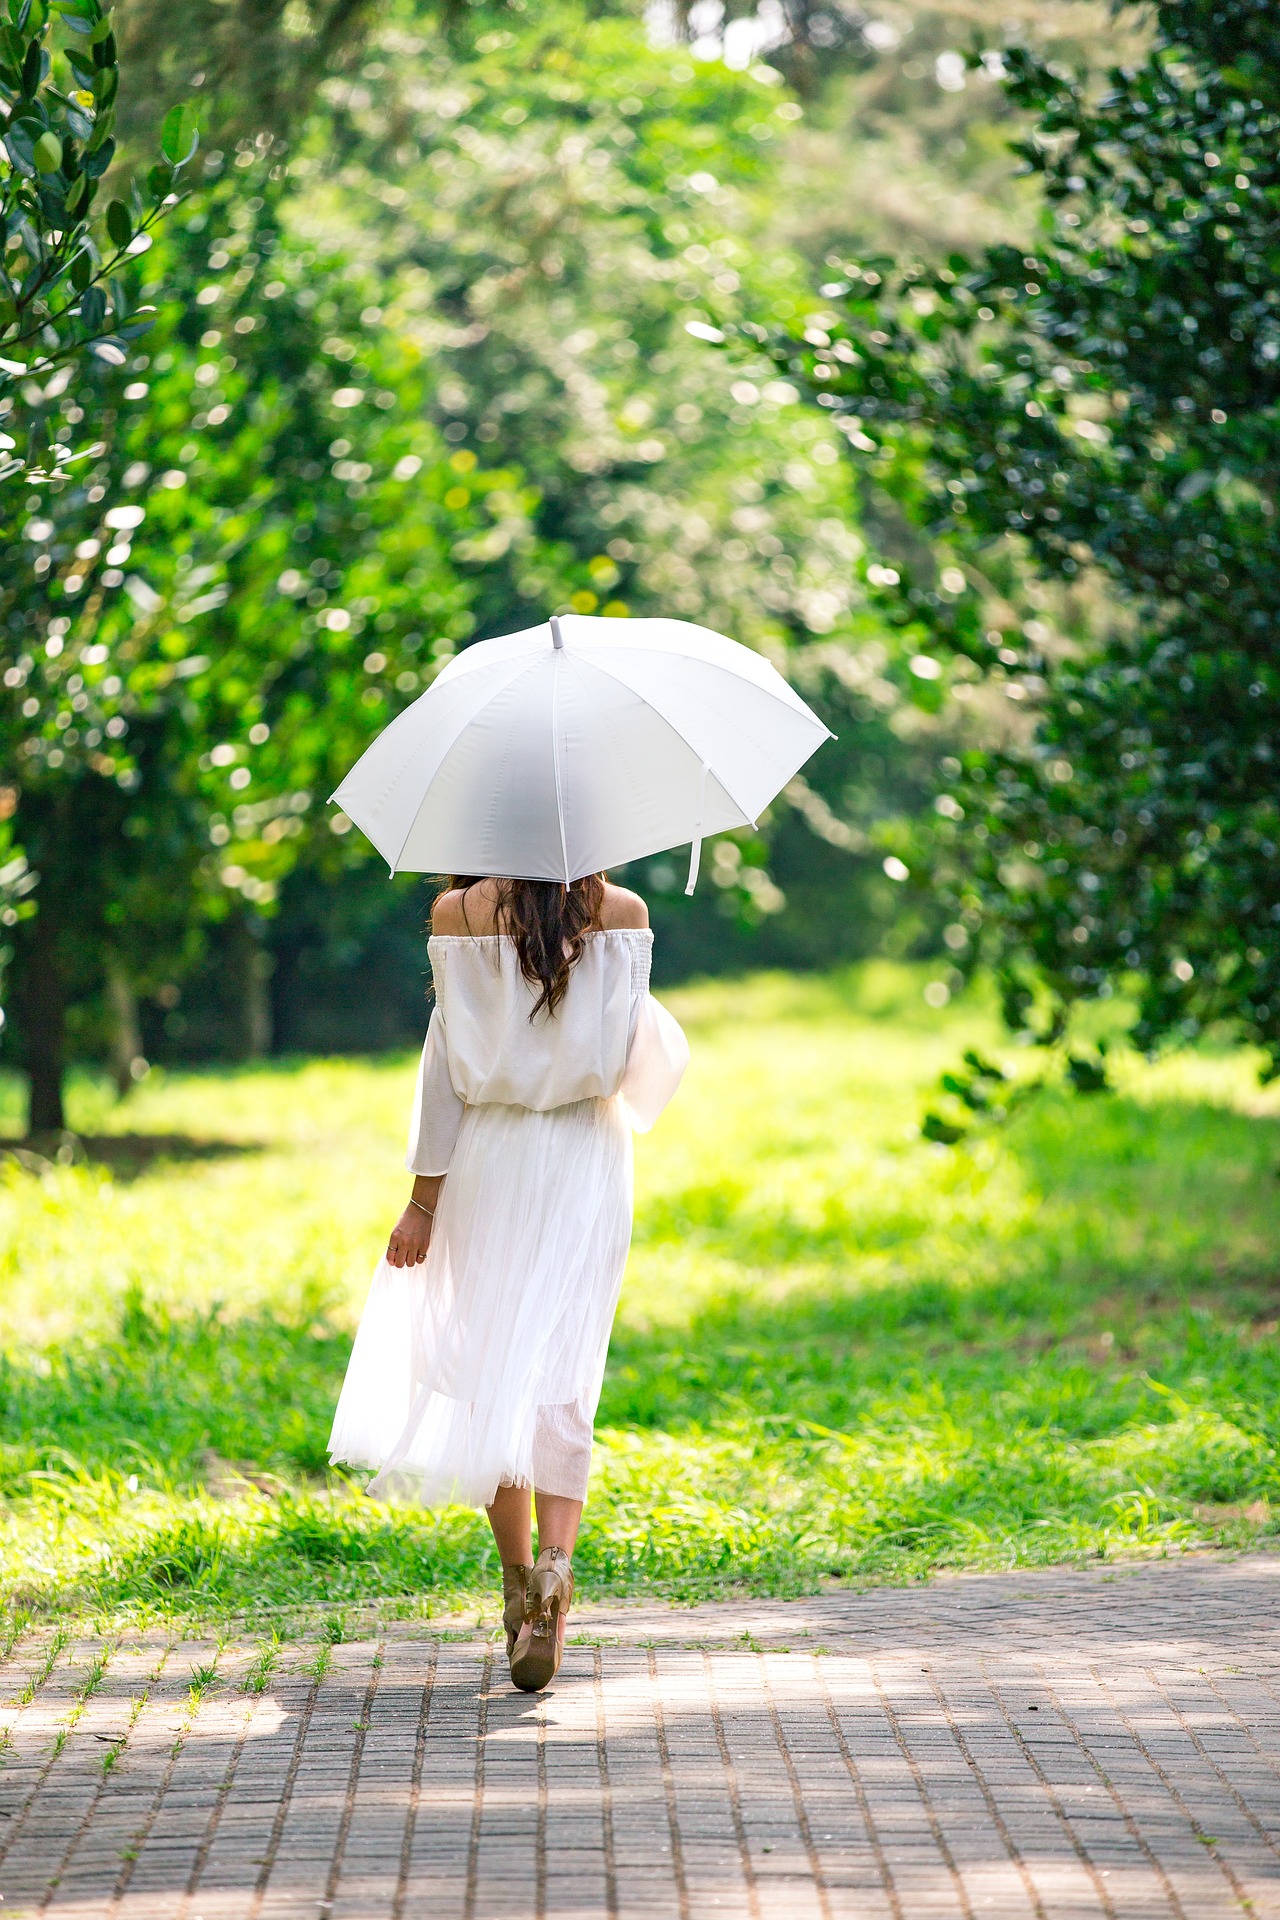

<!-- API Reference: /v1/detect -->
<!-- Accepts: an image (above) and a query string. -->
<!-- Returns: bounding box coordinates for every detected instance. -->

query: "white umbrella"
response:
[332,613,832,893]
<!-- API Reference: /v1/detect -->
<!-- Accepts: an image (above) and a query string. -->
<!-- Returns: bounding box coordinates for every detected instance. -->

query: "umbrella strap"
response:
[685,762,708,896]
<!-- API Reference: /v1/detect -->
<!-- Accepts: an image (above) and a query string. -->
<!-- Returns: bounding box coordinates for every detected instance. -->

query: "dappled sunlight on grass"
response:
[0,1055,421,1348]
[1,963,1278,1630]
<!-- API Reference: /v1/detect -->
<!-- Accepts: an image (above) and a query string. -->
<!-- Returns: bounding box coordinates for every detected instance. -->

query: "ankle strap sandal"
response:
[501,1563,533,1658]
[509,1546,574,1692]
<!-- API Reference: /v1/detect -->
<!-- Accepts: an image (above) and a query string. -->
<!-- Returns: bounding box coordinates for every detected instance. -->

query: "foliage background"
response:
[7,0,1275,1121]
[770,0,1280,1081]
[2,0,1136,1101]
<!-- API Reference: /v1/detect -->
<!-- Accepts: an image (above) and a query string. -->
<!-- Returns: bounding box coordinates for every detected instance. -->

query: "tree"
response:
[0,0,200,480]
[0,159,529,1127]
[274,0,958,974]
[772,0,1280,1067]
[113,0,377,153]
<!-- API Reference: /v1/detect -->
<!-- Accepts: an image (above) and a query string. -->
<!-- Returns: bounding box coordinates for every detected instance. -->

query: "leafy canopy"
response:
[0,154,531,1117]
[771,0,1280,1069]
[0,0,199,481]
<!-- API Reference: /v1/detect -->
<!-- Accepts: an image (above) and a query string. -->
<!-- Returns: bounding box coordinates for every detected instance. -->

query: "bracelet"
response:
[408,1196,435,1217]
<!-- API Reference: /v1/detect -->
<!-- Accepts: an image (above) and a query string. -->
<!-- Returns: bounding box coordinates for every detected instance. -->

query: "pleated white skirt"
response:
[328,1093,632,1509]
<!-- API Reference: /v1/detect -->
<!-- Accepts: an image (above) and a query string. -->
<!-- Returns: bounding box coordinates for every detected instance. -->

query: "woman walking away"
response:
[328,871,688,1690]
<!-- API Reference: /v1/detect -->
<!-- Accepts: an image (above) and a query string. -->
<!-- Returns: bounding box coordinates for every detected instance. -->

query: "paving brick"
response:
[4,1557,1280,1917]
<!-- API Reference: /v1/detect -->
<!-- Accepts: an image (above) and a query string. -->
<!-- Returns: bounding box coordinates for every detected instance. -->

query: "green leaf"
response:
[69,241,91,287]
[33,129,60,172]
[36,180,66,225]
[19,34,39,94]
[82,132,112,173]
[941,1072,989,1112]
[145,160,172,199]
[160,101,197,168]
[1065,1054,1109,1095]
[104,196,129,248]
[3,115,41,178]
[78,281,104,328]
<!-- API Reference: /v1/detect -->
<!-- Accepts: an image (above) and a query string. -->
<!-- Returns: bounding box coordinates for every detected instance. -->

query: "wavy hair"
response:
[448,874,606,1017]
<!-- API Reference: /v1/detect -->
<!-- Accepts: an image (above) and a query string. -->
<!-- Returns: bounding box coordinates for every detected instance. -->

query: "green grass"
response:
[1,960,1279,1634]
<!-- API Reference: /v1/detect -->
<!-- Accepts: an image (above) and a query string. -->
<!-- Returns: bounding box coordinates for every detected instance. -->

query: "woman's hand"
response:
[387,1203,432,1267]
[387,1177,442,1267]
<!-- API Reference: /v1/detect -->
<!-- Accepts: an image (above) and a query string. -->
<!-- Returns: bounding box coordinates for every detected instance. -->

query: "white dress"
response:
[327,928,688,1508]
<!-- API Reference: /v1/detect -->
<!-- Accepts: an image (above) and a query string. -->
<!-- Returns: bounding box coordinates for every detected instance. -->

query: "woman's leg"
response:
[487,1482,533,1565]
[489,1484,535,1662]
[533,1490,583,1557]
[535,1489,582,1657]
[508,1407,588,1686]
[531,1399,592,1554]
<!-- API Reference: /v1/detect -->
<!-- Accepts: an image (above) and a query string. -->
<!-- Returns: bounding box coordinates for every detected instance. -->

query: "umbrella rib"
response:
[551,651,570,884]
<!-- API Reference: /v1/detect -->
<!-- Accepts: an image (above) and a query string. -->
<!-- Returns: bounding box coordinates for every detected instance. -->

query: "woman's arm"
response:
[387,1172,443,1267]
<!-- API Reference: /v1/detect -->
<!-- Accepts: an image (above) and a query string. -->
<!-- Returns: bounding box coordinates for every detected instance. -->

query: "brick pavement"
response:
[2,1553,1279,1918]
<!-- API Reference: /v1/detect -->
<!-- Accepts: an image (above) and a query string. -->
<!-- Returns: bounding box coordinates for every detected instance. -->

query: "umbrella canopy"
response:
[332,613,832,892]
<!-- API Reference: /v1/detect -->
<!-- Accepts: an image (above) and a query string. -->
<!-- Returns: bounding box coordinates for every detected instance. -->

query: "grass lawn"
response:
[1,961,1278,1638]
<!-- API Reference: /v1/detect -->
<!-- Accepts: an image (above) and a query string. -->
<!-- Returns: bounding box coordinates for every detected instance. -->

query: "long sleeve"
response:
[619,993,690,1133]
[405,1006,466,1175]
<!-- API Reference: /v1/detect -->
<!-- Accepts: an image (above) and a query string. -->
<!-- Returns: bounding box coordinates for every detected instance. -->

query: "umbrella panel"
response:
[396,652,749,880]
[574,643,827,825]
[332,648,540,871]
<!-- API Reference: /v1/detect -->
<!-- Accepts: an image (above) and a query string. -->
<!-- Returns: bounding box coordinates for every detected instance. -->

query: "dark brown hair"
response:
[448,874,606,1017]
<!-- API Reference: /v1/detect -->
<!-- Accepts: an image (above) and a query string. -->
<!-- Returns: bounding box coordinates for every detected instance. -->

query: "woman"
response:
[328,871,688,1690]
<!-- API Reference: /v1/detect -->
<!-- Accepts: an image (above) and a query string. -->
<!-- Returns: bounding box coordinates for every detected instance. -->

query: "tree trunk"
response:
[224,911,274,1060]
[19,904,66,1135]
[105,965,144,1098]
[246,949,272,1058]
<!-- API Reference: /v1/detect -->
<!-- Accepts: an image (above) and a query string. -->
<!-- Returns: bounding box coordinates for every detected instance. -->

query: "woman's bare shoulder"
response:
[597,883,649,930]
[432,883,499,935]
[432,879,647,934]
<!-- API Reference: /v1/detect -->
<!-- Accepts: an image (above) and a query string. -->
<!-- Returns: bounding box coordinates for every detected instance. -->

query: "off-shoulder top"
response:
[405,928,689,1175]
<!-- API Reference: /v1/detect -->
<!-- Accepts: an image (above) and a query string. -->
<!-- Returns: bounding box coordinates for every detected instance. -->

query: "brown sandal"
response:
[509,1546,574,1691]
[502,1563,533,1658]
